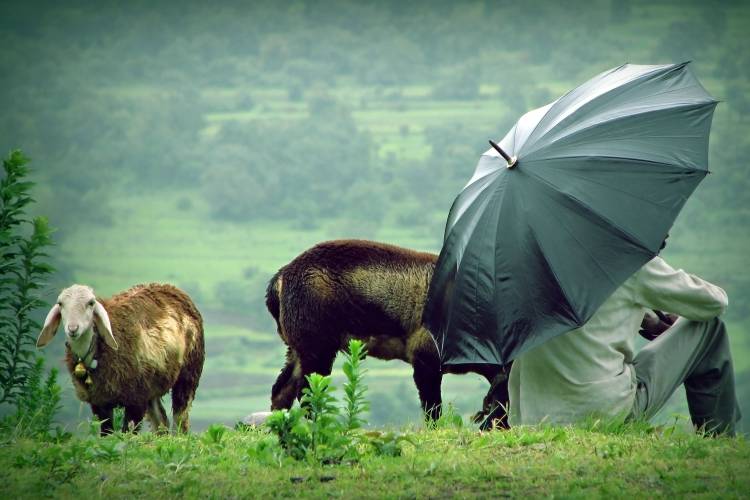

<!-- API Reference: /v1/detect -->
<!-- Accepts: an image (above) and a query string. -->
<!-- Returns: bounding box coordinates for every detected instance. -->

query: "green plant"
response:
[112,407,125,432]
[0,150,58,439]
[202,423,228,446]
[302,372,348,463]
[1,357,61,439]
[264,406,311,461]
[365,430,414,457]
[434,402,464,429]
[264,339,371,464]
[0,151,56,408]
[91,438,127,461]
[87,406,125,436]
[154,440,194,472]
[342,339,368,432]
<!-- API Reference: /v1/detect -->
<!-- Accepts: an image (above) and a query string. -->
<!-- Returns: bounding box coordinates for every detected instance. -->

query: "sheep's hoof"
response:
[471,410,487,424]
[242,411,272,427]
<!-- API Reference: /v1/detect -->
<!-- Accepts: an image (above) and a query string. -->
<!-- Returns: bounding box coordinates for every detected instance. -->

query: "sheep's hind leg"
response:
[477,367,511,430]
[172,370,200,433]
[146,397,169,434]
[172,341,204,433]
[172,386,196,433]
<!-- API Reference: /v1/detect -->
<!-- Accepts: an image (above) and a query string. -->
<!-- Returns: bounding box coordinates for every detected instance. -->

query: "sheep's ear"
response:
[93,301,118,350]
[37,304,61,348]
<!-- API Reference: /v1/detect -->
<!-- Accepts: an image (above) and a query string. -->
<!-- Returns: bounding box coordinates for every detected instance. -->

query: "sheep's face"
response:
[36,284,118,352]
[56,285,98,341]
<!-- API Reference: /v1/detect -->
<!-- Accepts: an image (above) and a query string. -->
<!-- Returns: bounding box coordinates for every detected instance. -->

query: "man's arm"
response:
[633,256,728,321]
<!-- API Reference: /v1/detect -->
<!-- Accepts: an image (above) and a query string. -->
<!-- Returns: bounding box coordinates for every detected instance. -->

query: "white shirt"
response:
[508,256,728,426]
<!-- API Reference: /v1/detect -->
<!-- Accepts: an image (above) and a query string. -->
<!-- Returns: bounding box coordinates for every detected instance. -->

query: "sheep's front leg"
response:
[271,350,302,410]
[123,404,147,433]
[413,356,443,421]
[409,336,443,422]
[91,404,114,436]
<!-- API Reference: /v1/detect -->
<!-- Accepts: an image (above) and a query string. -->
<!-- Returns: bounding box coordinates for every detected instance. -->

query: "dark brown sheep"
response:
[36,283,204,434]
[266,239,509,427]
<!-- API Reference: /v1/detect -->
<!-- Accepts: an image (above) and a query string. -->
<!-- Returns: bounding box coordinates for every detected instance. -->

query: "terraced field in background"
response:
[47,82,750,431]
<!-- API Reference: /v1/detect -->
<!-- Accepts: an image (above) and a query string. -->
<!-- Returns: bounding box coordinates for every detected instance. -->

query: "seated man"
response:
[508,255,741,435]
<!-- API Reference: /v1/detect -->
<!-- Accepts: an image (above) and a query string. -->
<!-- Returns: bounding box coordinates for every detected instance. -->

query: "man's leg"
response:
[631,317,741,436]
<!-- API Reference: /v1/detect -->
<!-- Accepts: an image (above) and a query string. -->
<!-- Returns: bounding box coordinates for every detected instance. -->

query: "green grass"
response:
[2,424,748,498]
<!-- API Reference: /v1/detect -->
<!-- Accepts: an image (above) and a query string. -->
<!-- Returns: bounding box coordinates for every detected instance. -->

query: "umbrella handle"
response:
[489,140,517,168]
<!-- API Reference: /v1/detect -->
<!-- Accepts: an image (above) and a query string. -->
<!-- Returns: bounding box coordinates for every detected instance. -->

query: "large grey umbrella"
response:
[423,62,717,368]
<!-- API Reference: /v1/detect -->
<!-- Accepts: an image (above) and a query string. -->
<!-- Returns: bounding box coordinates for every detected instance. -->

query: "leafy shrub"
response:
[364,430,413,457]
[262,339,380,464]
[202,423,228,447]
[342,339,368,432]
[302,373,349,463]
[264,407,311,461]
[0,150,59,439]
[154,440,195,473]
[1,358,61,439]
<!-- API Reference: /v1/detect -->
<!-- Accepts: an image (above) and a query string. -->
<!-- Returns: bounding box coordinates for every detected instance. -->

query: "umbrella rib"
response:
[465,158,502,187]
[469,176,508,339]
[524,101,715,160]
[447,169,500,234]
[527,154,706,173]
[521,64,683,152]
[525,209,583,327]
[541,193,622,294]
[529,157,706,208]
[524,168,654,253]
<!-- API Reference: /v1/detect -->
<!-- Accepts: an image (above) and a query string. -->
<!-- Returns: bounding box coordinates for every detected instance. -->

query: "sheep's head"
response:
[36,284,118,352]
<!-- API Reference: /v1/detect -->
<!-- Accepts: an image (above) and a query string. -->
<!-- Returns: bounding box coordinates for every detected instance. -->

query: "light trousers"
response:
[630,317,741,436]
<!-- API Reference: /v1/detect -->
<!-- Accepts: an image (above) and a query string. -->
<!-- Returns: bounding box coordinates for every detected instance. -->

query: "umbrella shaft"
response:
[489,140,513,163]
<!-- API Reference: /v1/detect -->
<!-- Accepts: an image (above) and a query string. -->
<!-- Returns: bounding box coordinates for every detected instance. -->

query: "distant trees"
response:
[0,0,748,310]
[201,96,379,225]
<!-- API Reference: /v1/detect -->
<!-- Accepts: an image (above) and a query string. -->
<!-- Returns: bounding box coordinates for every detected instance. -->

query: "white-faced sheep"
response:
[36,283,204,434]
[266,239,510,428]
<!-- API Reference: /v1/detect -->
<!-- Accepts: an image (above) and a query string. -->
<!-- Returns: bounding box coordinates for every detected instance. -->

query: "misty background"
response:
[1,0,748,430]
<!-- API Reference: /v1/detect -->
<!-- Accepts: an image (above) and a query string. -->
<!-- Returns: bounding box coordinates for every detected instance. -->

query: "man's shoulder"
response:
[634,255,676,281]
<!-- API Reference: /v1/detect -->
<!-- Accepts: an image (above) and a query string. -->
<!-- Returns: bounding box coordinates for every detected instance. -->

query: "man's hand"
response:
[639,310,678,341]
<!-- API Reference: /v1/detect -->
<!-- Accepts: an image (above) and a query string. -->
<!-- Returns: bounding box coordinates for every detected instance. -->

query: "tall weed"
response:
[262,339,388,464]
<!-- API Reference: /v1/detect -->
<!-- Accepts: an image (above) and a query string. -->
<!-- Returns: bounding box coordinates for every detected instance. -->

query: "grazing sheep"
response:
[266,239,510,427]
[36,283,204,434]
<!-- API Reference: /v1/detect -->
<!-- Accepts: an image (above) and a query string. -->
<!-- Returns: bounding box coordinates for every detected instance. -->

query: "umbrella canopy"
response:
[423,62,717,368]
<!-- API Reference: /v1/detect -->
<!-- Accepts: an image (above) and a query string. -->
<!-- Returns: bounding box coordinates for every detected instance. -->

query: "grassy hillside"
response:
[2,423,748,498]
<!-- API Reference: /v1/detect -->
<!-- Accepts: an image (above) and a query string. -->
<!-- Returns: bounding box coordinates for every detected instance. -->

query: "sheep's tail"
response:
[265,268,283,331]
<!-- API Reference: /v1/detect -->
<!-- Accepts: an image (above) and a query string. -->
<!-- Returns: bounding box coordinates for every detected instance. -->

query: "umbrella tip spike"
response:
[488,140,517,168]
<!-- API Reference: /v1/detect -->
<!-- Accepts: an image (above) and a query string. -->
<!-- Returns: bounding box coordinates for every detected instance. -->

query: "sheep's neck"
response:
[68,327,96,366]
